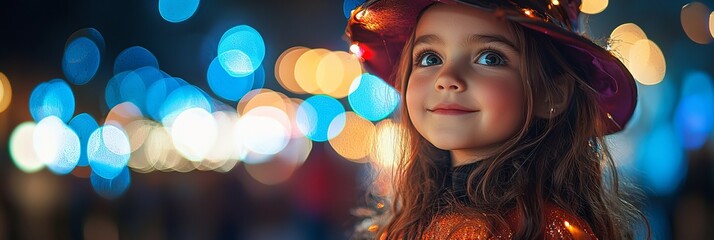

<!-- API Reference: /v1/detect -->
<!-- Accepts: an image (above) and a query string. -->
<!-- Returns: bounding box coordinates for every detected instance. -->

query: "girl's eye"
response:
[417,52,443,67]
[475,51,507,66]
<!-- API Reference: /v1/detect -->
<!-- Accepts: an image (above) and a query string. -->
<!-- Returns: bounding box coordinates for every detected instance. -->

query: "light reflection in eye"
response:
[475,52,506,66]
[418,53,442,67]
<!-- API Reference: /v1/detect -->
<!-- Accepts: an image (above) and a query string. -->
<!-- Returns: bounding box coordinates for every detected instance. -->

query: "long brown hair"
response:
[373,15,650,240]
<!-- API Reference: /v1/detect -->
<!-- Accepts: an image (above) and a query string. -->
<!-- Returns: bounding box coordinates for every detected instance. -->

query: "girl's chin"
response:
[428,140,472,151]
[427,137,504,154]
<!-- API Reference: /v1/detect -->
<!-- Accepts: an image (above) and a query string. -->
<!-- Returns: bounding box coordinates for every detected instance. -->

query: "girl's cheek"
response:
[479,77,524,114]
[405,78,425,108]
[406,75,430,94]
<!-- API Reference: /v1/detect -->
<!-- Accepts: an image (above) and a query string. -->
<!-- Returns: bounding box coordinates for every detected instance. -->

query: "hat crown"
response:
[510,0,583,32]
[460,0,582,32]
[355,0,584,32]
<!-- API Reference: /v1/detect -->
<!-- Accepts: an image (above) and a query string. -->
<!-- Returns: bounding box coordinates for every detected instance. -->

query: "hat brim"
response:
[345,0,636,134]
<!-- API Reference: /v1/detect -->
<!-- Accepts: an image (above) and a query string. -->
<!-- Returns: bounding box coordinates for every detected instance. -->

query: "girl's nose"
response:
[434,65,466,92]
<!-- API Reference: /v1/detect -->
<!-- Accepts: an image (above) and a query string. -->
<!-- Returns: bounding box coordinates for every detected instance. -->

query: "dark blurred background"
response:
[1,0,714,239]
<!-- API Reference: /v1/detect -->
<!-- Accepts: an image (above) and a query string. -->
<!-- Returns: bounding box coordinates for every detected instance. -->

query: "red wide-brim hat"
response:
[345,0,637,135]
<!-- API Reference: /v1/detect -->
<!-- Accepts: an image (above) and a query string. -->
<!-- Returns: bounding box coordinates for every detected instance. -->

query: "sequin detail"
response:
[421,205,598,239]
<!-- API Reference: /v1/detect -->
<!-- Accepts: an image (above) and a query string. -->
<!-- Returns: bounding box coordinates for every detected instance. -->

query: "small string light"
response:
[606,112,622,130]
[523,8,534,17]
[350,43,363,58]
[356,10,368,21]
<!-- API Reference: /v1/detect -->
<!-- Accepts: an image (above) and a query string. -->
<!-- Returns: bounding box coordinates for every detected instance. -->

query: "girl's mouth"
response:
[428,109,479,115]
[427,103,479,115]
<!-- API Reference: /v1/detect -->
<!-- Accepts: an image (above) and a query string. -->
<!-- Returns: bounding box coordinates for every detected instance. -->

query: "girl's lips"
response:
[427,103,479,115]
[429,109,479,115]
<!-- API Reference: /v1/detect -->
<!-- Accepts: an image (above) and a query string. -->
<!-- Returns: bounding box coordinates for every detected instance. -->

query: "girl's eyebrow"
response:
[468,34,520,53]
[414,34,444,47]
[413,34,520,53]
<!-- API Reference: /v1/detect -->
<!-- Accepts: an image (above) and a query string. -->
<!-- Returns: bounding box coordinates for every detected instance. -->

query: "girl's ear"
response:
[534,74,575,119]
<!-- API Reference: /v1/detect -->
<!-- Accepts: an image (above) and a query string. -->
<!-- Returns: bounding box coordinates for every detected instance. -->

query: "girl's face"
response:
[406,3,525,165]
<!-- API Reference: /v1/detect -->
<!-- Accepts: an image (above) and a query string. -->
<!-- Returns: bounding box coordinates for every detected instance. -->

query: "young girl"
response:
[346,0,649,239]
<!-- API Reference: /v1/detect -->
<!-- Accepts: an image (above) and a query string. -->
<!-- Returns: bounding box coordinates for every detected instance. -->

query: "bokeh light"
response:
[329,112,375,162]
[105,66,168,113]
[205,111,240,162]
[127,67,168,108]
[159,85,212,126]
[126,122,160,173]
[90,167,131,199]
[124,119,158,153]
[128,151,153,173]
[280,136,312,167]
[580,0,609,15]
[158,0,200,23]
[207,52,255,101]
[244,136,312,185]
[297,95,345,142]
[238,106,291,159]
[145,77,186,120]
[105,71,131,110]
[33,115,80,175]
[674,71,714,150]
[170,108,218,162]
[65,28,106,57]
[627,39,666,85]
[9,122,44,173]
[316,51,363,98]
[609,23,647,68]
[636,124,686,196]
[113,46,159,75]
[295,48,331,94]
[275,46,309,94]
[105,102,143,128]
[371,119,406,170]
[88,125,131,179]
[284,98,307,138]
[0,72,11,113]
[62,37,100,85]
[217,25,265,77]
[194,156,228,172]
[214,159,240,173]
[29,79,75,123]
[171,160,197,173]
[68,113,99,167]
[142,126,178,172]
[237,89,289,115]
[681,2,713,44]
[348,73,400,121]
[608,22,668,86]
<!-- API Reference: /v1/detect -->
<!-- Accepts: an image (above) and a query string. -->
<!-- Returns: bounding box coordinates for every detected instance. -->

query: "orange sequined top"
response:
[420,203,598,239]
[421,161,599,239]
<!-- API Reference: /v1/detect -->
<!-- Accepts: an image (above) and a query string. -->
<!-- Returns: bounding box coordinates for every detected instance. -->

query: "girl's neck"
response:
[450,150,490,167]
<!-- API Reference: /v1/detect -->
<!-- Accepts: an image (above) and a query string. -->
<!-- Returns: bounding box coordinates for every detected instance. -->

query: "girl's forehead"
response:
[415,3,515,41]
